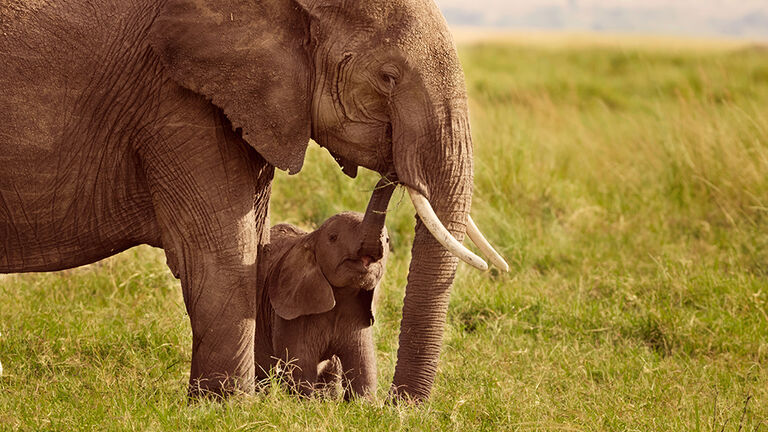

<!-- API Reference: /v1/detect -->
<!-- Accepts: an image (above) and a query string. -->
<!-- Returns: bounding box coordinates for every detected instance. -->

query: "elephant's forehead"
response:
[325,211,364,228]
[363,0,466,101]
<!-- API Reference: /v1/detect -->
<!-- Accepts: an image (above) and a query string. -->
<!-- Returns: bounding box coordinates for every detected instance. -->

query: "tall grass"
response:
[1,39,767,430]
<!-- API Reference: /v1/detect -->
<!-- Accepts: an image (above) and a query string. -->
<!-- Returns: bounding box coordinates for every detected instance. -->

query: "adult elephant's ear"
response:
[148,0,311,174]
[268,237,336,320]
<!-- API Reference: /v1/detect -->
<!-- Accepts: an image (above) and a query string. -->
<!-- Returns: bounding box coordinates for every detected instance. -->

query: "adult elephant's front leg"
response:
[139,96,274,396]
[182,253,260,395]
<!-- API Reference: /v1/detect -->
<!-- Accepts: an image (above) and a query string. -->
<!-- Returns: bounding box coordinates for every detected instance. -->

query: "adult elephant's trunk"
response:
[358,177,397,263]
[390,102,476,401]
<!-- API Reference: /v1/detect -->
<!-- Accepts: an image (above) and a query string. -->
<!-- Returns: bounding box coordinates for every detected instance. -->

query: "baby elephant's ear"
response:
[268,238,335,320]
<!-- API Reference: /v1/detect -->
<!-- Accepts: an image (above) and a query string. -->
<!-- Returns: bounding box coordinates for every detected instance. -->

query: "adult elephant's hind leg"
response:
[140,99,274,396]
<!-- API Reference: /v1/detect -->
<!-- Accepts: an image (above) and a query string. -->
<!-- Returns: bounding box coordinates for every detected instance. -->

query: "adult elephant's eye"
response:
[379,64,401,87]
[380,72,396,87]
[329,234,338,243]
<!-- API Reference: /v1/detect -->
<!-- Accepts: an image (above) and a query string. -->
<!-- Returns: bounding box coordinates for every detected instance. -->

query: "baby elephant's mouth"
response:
[359,255,375,267]
[344,256,381,273]
[333,257,383,291]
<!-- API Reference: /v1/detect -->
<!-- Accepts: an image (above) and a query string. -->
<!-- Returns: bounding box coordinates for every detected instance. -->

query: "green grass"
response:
[2,39,768,430]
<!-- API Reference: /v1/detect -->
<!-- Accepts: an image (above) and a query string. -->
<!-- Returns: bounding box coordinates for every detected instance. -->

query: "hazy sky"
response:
[435,0,768,37]
[436,0,767,16]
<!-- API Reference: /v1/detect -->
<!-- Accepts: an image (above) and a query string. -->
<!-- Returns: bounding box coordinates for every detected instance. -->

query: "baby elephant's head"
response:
[268,212,389,323]
[314,212,389,292]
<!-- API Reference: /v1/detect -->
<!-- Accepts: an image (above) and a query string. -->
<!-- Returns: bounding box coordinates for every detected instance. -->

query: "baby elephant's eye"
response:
[329,233,338,243]
[386,237,390,243]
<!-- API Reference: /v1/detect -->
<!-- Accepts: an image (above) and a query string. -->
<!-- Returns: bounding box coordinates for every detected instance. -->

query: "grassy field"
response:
[2,35,768,430]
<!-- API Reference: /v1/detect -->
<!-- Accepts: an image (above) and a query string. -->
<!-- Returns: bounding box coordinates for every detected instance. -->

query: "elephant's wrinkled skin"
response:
[0,0,482,400]
[254,212,388,400]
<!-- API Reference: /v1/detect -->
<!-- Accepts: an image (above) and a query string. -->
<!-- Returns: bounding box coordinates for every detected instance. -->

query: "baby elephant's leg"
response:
[273,319,321,397]
[283,355,318,397]
[336,327,377,401]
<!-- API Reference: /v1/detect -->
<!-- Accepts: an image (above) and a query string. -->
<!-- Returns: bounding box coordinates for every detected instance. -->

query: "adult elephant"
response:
[0,0,507,400]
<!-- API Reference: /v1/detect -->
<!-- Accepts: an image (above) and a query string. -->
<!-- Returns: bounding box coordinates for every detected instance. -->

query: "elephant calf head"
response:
[262,212,388,398]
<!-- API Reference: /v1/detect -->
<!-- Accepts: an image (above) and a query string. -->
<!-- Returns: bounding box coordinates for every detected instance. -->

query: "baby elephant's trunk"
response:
[357,177,396,265]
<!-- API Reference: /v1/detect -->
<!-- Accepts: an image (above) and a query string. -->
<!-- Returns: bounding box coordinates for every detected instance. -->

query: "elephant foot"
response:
[315,356,343,399]
[187,374,251,400]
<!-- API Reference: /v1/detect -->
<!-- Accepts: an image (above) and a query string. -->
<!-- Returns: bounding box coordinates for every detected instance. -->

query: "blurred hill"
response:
[437,0,768,39]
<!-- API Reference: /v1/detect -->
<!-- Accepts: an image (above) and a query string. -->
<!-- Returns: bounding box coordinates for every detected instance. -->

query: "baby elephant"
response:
[255,211,389,399]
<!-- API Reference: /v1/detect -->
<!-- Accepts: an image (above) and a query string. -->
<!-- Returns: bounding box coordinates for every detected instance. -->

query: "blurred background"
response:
[436,0,768,39]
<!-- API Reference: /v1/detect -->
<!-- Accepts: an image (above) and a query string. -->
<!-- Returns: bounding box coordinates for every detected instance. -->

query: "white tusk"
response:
[466,216,510,272]
[406,187,488,271]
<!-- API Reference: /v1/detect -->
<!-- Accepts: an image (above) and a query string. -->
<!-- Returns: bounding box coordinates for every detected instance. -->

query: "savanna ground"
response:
[1,33,767,431]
